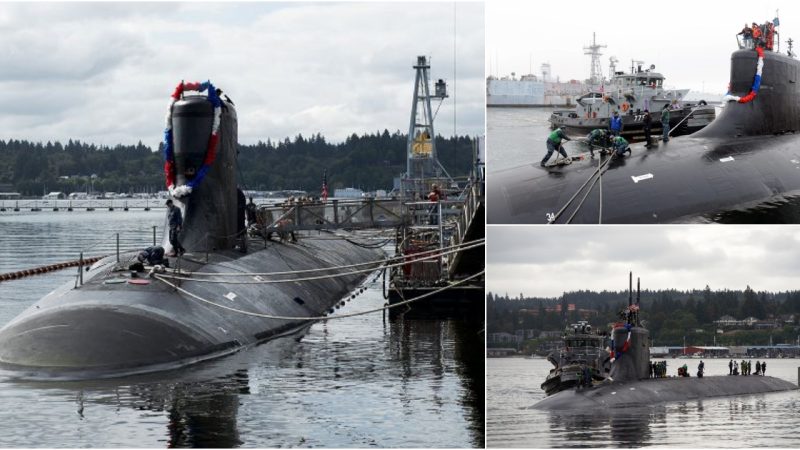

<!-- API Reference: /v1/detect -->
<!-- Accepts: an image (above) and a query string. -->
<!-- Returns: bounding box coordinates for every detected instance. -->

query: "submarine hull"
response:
[533,375,797,410]
[0,237,381,378]
[489,133,800,224]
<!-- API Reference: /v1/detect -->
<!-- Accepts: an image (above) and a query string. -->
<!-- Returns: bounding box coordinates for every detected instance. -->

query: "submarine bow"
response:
[0,81,383,378]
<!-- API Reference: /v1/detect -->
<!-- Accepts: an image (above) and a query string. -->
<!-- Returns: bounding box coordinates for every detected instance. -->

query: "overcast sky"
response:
[0,2,484,150]
[487,226,800,298]
[487,0,797,94]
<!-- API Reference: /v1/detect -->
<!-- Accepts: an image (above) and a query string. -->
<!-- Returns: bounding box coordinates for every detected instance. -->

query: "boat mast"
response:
[584,32,606,85]
[404,55,449,199]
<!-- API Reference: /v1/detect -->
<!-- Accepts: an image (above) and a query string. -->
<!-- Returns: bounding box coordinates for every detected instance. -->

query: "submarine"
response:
[0,81,382,379]
[489,44,800,224]
[534,274,798,411]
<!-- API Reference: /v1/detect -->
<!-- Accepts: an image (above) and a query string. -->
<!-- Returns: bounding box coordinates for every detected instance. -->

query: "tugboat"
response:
[541,320,612,396]
[548,62,716,141]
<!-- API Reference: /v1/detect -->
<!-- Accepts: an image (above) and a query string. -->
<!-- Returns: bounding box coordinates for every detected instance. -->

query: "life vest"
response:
[621,102,630,112]
[547,129,564,144]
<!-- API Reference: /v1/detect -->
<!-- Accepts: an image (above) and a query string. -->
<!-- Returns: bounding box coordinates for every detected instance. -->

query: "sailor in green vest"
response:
[586,128,609,157]
[661,104,671,142]
[542,127,570,166]
[612,135,632,158]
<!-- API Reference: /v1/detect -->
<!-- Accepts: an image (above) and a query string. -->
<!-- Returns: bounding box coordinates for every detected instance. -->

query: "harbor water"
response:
[487,357,800,448]
[0,210,484,447]
[487,107,800,223]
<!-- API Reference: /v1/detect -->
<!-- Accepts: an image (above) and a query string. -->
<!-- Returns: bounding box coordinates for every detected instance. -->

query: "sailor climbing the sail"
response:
[542,127,570,166]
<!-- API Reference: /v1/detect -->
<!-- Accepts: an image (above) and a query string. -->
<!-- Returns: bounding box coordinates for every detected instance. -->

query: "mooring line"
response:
[154,270,484,321]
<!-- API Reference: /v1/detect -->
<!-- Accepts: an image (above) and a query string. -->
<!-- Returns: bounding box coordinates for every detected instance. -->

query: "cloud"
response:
[0,2,484,150]
[487,0,796,94]
[487,226,800,297]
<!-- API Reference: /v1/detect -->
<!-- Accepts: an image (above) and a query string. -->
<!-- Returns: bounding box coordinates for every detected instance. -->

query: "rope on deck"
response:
[156,240,485,284]
[183,238,485,277]
[154,270,484,321]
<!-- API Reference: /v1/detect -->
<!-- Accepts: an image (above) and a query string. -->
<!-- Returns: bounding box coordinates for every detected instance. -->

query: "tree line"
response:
[0,131,476,196]
[487,286,800,347]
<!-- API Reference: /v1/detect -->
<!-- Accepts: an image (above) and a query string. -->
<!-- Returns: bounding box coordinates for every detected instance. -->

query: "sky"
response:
[0,2,484,150]
[487,0,798,94]
[487,226,800,298]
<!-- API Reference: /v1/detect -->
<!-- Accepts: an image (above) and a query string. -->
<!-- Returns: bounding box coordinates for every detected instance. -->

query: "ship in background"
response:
[487,33,721,108]
[486,62,591,107]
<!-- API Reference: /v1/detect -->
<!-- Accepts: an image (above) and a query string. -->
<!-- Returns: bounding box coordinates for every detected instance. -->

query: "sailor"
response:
[649,361,654,378]
[428,183,444,225]
[609,111,623,136]
[236,188,247,253]
[697,360,704,378]
[245,196,258,227]
[643,110,653,146]
[612,136,632,158]
[762,361,766,375]
[136,246,167,266]
[741,359,747,376]
[586,129,609,157]
[729,359,733,375]
[661,105,671,142]
[752,22,763,48]
[733,361,739,375]
[739,23,753,49]
[542,127,570,166]
[165,199,186,256]
[756,360,762,375]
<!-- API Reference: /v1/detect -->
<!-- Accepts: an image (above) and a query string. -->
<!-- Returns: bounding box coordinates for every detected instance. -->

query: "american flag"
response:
[321,169,328,202]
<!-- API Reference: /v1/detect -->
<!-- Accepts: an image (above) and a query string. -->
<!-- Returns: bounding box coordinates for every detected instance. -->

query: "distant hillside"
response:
[0,131,476,196]
[487,286,800,347]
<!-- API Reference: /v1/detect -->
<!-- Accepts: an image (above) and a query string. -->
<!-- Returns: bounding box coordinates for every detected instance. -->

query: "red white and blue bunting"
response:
[723,46,765,104]
[163,81,222,198]
[610,322,633,362]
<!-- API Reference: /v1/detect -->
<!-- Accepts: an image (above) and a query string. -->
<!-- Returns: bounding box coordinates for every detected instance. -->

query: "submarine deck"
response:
[489,132,800,224]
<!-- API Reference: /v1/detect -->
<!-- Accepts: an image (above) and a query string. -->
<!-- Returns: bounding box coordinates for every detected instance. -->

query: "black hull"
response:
[534,375,797,410]
[0,237,382,379]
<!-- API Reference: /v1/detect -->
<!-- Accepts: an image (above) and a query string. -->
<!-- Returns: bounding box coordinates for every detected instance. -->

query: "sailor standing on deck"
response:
[609,111,623,136]
[643,110,653,147]
[165,199,186,256]
[661,105,671,142]
[542,127,570,166]
[729,359,733,375]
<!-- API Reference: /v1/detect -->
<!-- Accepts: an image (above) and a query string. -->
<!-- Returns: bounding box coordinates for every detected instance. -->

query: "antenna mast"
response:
[584,32,606,84]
